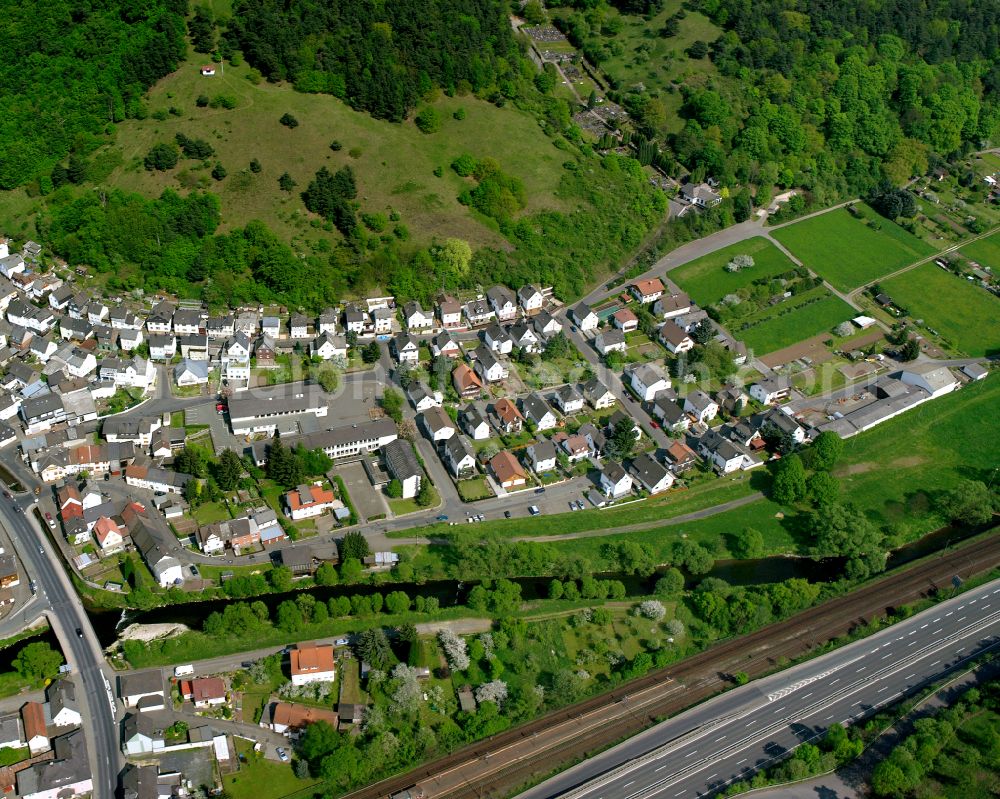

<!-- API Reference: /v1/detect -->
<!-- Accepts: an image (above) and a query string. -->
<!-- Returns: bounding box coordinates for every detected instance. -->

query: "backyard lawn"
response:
[735,287,855,355]
[882,263,1000,357]
[773,205,936,292]
[227,739,319,799]
[960,230,1000,270]
[671,237,799,305]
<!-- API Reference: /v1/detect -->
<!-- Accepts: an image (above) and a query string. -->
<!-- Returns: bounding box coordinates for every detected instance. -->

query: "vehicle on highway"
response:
[650,420,659,429]
[528,505,540,516]
[28,580,35,594]
[37,545,43,554]
[504,510,512,519]
[276,747,289,762]
[436,515,448,521]
[75,628,83,638]
[241,661,253,669]
[44,512,55,528]
[534,487,545,495]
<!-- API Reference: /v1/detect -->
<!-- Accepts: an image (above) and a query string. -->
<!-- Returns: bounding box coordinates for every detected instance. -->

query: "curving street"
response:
[518,577,1000,799]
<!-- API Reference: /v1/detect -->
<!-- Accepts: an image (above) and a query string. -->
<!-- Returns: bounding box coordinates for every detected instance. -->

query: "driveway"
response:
[332,461,386,523]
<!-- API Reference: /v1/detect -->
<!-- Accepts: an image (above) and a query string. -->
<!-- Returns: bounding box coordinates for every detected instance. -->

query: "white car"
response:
[276,747,289,762]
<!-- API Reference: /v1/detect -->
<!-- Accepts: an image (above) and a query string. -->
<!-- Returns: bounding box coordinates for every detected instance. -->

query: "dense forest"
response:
[557,0,1000,206]
[225,0,522,121]
[0,0,188,189]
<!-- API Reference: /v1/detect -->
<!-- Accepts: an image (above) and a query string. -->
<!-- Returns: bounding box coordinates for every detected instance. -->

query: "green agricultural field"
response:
[98,46,567,251]
[960,230,1000,270]
[670,237,799,305]
[735,287,855,355]
[881,263,1000,357]
[773,205,937,292]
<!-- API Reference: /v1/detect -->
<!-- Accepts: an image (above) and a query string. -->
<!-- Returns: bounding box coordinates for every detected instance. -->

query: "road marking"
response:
[959,605,965,610]
[801,692,813,699]
[708,773,718,780]
[857,666,866,672]
[957,647,966,653]
[983,604,991,609]
[920,624,928,629]
[959,616,967,621]
[745,720,757,727]
[656,765,667,773]
[932,629,943,635]
[905,673,916,679]
[930,660,941,666]
[878,686,889,692]
[737,759,747,766]
[946,612,954,617]
[933,618,940,623]
[825,714,834,720]
[908,630,916,636]
[714,736,726,742]
[675,792,686,797]
[830,678,840,685]
[623,781,634,788]
[686,750,698,757]
[909,641,917,646]
[773,707,785,714]
[882,653,892,659]
[969,599,977,604]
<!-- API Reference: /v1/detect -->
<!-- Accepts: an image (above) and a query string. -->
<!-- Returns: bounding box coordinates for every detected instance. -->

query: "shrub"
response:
[144,143,179,171]
[414,107,441,133]
[279,112,299,128]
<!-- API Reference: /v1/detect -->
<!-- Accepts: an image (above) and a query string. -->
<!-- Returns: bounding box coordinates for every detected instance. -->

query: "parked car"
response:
[528,505,540,516]
[504,510,512,519]
[436,515,448,521]
[276,748,289,762]
[534,487,545,495]
[44,512,55,528]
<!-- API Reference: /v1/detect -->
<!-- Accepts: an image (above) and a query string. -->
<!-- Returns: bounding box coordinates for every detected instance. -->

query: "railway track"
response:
[341,531,1000,799]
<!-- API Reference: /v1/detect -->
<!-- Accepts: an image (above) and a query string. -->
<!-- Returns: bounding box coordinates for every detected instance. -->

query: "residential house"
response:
[698,428,762,474]
[553,384,584,414]
[489,397,523,434]
[391,333,420,364]
[652,395,688,432]
[109,307,142,331]
[583,377,617,409]
[49,286,74,312]
[174,359,209,386]
[0,714,19,750]
[99,357,155,392]
[489,451,527,489]
[452,363,483,400]
[129,513,185,587]
[118,671,165,710]
[311,332,348,362]
[473,347,509,383]
[716,386,748,416]
[254,334,277,368]
[221,334,251,385]
[58,317,91,342]
[22,702,48,755]
[285,484,340,521]
[532,309,562,339]
[684,390,719,424]
[526,439,558,473]
[187,677,227,709]
[46,680,81,728]
[121,713,162,756]
[124,464,190,495]
[29,336,57,362]
[518,285,544,314]
[595,330,627,356]
[431,331,461,359]
[755,407,806,446]
[571,303,599,332]
[17,729,92,799]
[749,376,792,405]
[459,404,491,441]
[261,316,281,339]
[207,314,235,340]
[93,517,124,553]
[118,328,143,352]
[371,307,393,336]
[269,702,340,739]
[520,392,557,431]
[383,439,423,499]
[343,305,367,335]
[626,363,671,402]
[172,309,203,337]
[509,322,540,353]
[486,286,518,322]
[608,409,642,441]
[290,643,336,686]
[659,321,694,354]
[21,394,66,434]
[57,484,83,521]
[147,334,177,361]
[680,182,722,208]
[559,433,590,462]
[437,295,463,330]
[317,309,338,335]
[631,278,665,304]
[612,308,638,333]
[420,406,456,442]
[652,292,692,320]
[407,383,442,413]
[442,435,477,478]
[599,462,633,498]
[145,301,174,334]
[629,453,674,495]
[403,301,434,331]
[482,324,513,355]
[665,440,699,472]
[464,298,495,327]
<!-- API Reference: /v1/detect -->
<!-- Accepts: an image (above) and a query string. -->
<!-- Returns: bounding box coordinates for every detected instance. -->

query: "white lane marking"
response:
[933,618,940,623]
[745,720,757,727]
[878,686,889,692]
[908,641,917,646]
[882,653,892,659]
[801,692,813,699]
[920,624,928,629]
[830,678,840,685]
[983,604,991,609]
[708,773,718,780]
[714,736,726,742]
[930,660,941,666]
[959,605,966,610]
[969,599,977,604]
[685,750,698,757]
[773,706,785,714]
[857,666,867,672]
[675,792,685,797]
[946,612,954,617]
[825,714,834,720]
[905,673,916,679]
[956,647,966,653]
[623,781,634,788]
[908,630,916,636]
[737,759,747,766]
[932,629,943,635]
[959,616,967,622]
[656,765,667,773]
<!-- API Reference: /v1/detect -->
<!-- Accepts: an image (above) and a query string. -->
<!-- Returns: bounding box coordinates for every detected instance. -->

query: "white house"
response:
[583,377,617,410]
[483,324,514,355]
[518,285,544,313]
[653,292,693,320]
[898,365,958,399]
[553,384,584,414]
[659,321,695,354]
[431,331,461,359]
[46,681,82,728]
[533,310,562,338]
[520,393,557,431]
[118,328,143,351]
[473,347,509,383]
[311,332,348,361]
[599,462,633,498]
[442,435,477,478]
[459,405,491,441]
[595,330,627,356]
[174,359,209,386]
[527,439,558,473]
[118,671,165,710]
[627,363,671,402]
[285,484,342,521]
[571,303,599,332]
[407,383,442,413]
[629,453,674,495]
[147,334,177,361]
[420,406,456,442]
[509,322,541,353]
[683,390,719,424]
[486,286,518,322]
[290,643,336,686]
[403,301,434,331]
[383,439,423,499]
[631,278,665,304]
[749,376,792,405]
[392,333,420,364]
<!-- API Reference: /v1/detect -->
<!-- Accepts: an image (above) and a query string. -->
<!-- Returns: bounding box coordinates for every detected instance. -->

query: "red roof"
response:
[285,484,335,512]
[633,278,665,296]
[290,643,335,677]
[191,677,226,702]
[613,308,638,324]
[20,702,45,742]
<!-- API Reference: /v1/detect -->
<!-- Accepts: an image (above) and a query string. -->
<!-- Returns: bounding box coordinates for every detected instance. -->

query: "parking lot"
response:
[331,461,386,522]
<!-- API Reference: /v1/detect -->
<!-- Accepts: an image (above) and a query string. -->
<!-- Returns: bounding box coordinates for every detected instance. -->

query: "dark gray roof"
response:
[383,439,421,480]
[16,729,90,796]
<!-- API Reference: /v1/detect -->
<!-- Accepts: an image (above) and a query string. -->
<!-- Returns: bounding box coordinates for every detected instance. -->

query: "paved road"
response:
[517,578,1000,799]
[0,495,120,799]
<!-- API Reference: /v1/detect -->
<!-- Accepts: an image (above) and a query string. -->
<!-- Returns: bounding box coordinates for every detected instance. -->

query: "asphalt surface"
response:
[0,494,120,799]
[518,577,1000,799]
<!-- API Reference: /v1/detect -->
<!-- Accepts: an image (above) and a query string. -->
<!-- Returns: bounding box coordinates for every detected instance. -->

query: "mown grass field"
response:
[670,237,798,305]
[773,205,937,292]
[733,287,855,355]
[100,44,567,250]
[881,263,1000,357]
[960,230,1000,270]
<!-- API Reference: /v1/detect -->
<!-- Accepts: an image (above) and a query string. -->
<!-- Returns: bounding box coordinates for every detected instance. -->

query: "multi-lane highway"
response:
[0,494,119,799]
[519,577,1000,799]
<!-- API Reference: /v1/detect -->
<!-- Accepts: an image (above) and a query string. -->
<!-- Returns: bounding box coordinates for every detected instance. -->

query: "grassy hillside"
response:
[98,51,568,252]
